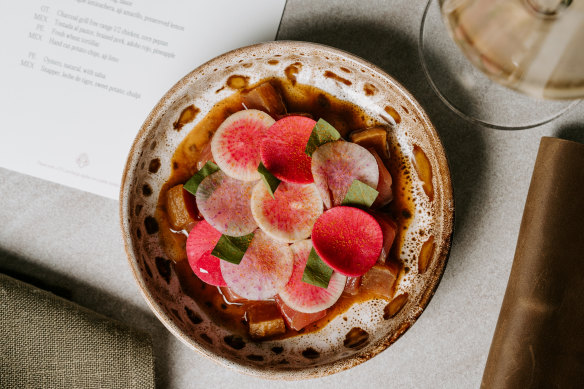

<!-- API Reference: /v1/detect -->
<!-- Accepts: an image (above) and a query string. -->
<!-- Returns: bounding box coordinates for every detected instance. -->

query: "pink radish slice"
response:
[195,170,257,236]
[251,181,323,243]
[279,240,346,313]
[311,206,383,277]
[311,141,379,209]
[186,221,226,287]
[211,109,275,181]
[220,230,293,300]
[260,115,316,184]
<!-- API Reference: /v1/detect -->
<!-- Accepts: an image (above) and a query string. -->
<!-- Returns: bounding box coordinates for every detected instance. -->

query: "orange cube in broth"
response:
[247,301,286,339]
[274,295,327,331]
[220,287,246,304]
[349,126,390,161]
[360,263,399,299]
[241,82,286,119]
[166,184,195,230]
[344,276,362,295]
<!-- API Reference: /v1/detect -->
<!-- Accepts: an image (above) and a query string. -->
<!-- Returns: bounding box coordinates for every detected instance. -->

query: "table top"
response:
[1,1,583,387]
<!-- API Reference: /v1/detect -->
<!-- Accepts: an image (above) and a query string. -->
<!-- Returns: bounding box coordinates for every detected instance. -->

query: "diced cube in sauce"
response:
[369,148,393,208]
[360,263,399,299]
[181,188,202,222]
[166,184,195,230]
[220,287,246,304]
[344,276,362,295]
[274,295,327,331]
[195,142,214,171]
[349,126,390,161]
[246,301,286,339]
[241,82,286,119]
[159,227,188,262]
[371,212,397,264]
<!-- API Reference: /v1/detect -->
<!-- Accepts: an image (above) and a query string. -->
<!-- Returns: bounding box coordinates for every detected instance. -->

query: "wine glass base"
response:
[419,0,580,130]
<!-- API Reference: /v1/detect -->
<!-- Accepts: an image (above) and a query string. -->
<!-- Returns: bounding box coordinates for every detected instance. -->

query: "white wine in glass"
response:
[441,0,584,100]
[419,0,582,128]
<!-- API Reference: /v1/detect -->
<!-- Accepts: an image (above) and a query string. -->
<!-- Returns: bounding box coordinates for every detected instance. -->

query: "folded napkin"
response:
[481,137,584,388]
[0,274,154,389]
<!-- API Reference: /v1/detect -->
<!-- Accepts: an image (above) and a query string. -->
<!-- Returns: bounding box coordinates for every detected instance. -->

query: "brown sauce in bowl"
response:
[155,77,419,340]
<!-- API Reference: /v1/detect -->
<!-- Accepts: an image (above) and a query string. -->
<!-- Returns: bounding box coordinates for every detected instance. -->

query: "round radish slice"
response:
[186,221,226,287]
[195,170,257,236]
[251,181,323,243]
[260,116,316,184]
[220,230,293,300]
[279,240,346,314]
[311,206,383,277]
[211,109,275,181]
[311,141,379,209]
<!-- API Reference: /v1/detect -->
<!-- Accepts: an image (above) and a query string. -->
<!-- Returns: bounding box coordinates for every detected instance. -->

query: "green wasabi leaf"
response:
[305,118,341,156]
[301,248,333,288]
[257,162,280,199]
[341,179,379,209]
[183,161,220,195]
[211,232,254,265]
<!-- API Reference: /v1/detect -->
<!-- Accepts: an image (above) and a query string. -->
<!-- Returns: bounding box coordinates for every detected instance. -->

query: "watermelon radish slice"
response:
[186,221,226,286]
[220,230,293,300]
[311,141,379,209]
[251,181,323,243]
[195,170,257,236]
[260,116,316,184]
[279,240,346,313]
[211,109,275,181]
[311,207,383,277]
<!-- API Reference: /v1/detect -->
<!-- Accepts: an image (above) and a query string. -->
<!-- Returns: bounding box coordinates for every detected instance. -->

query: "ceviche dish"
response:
[121,42,453,378]
[156,77,434,340]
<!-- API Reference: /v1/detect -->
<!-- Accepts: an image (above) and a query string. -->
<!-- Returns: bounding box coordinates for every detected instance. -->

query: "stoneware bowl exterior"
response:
[120,41,454,379]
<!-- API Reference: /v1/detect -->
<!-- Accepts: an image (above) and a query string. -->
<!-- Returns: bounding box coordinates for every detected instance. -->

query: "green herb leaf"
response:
[257,162,280,199]
[301,248,333,288]
[211,233,254,265]
[305,118,341,156]
[183,161,220,195]
[341,179,379,209]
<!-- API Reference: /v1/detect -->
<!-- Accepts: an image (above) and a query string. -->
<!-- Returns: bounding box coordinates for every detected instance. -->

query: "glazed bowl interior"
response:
[120,41,453,379]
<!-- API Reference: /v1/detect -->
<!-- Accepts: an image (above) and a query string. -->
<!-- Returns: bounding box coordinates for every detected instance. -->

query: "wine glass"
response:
[419,0,583,129]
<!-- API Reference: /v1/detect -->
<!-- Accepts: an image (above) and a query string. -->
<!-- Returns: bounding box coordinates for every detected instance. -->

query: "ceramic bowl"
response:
[120,41,454,379]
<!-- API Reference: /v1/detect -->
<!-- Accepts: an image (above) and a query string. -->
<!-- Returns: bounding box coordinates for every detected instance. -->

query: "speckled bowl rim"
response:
[120,40,454,380]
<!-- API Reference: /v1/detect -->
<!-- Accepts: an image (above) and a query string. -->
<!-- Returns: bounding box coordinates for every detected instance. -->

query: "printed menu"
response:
[0,0,286,199]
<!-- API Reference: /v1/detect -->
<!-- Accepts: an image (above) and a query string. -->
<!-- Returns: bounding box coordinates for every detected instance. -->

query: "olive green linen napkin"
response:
[0,273,154,389]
